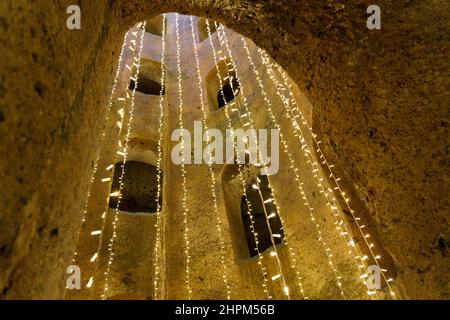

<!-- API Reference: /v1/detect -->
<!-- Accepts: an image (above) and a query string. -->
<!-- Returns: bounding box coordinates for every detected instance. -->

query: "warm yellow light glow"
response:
[86,277,94,288]
[269,57,397,298]
[239,33,347,298]
[213,21,299,300]
[90,252,98,262]
[189,15,231,300]
[175,13,192,300]
[109,191,119,197]
[101,21,147,300]
[152,13,167,301]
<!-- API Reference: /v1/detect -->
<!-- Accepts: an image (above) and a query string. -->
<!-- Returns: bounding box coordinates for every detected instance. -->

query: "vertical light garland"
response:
[67,27,144,300]
[175,13,192,300]
[153,13,167,301]
[240,181,272,299]
[206,19,292,299]
[204,20,270,300]
[85,27,144,299]
[84,26,144,299]
[69,29,131,268]
[256,48,376,298]
[271,56,396,298]
[220,30,347,297]
[101,21,147,299]
[189,15,231,300]
[215,23,308,300]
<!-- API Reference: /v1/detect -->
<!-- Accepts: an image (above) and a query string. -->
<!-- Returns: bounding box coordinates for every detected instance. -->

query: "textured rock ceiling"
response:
[0,0,448,298]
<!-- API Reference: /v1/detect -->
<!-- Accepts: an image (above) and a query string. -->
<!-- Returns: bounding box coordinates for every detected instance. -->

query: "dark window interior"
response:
[240,175,284,257]
[109,161,162,213]
[129,78,165,96]
[217,77,240,109]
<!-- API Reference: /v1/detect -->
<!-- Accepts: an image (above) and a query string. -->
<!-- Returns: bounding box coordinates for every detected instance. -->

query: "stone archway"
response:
[0,1,448,299]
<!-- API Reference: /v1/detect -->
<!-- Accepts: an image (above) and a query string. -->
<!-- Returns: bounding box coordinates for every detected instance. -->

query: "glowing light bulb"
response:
[86,277,94,288]
[109,191,119,197]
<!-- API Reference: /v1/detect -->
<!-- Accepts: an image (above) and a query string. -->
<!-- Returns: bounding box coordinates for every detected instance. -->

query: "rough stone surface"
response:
[0,0,448,299]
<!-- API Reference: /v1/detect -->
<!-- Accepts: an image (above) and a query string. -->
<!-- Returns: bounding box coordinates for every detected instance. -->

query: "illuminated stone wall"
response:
[0,1,448,299]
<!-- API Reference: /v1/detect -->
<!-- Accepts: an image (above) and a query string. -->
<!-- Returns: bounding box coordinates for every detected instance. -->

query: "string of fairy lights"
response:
[68,13,397,300]
[84,26,146,299]
[203,20,271,299]
[101,21,147,299]
[66,25,145,299]
[68,29,131,270]
[214,21,308,299]
[236,33,348,298]
[175,13,192,300]
[153,13,167,301]
[268,53,396,298]
[206,19,296,300]
[256,48,377,298]
[188,15,232,300]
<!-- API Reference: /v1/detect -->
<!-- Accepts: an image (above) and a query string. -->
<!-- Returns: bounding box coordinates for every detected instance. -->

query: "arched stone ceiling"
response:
[0,0,448,299]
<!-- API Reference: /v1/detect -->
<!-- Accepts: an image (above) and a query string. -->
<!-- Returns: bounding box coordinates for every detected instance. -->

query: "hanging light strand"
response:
[101,21,147,299]
[257,48,377,298]
[270,54,396,299]
[205,20,271,300]
[69,29,131,269]
[212,20,293,300]
[175,13,192,300]
[206,19,292,299]
[232,32,346,297]
[86,27,144,299]
[189,15,232,299]
[215,22,307,299]
[65,29,135,301]
[153,13,167,301]
[68,25,144,299]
